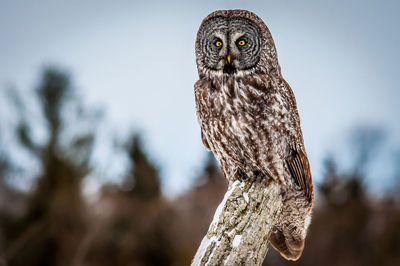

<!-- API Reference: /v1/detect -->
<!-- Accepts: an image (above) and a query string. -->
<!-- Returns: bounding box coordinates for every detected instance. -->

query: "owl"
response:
[194,10,314,261]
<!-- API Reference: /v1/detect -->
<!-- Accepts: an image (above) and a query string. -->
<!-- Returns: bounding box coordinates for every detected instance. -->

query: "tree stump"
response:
[192,178,283,265]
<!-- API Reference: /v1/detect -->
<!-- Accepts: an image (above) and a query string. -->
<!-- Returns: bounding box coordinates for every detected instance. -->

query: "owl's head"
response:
[195,10,281,78]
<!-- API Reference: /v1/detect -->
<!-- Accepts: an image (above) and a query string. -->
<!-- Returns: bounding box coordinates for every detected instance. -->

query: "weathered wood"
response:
[192,178,283,266]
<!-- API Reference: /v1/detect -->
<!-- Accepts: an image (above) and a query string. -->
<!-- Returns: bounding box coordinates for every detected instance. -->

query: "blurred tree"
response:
[0,154,10,183]
[2,67,97,266]
[123,134,160,199]
[0,142,27,262]
[80,133,173,266]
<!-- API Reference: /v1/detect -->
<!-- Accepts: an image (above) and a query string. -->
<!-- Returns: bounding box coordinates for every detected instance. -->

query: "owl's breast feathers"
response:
[195,74,313,202]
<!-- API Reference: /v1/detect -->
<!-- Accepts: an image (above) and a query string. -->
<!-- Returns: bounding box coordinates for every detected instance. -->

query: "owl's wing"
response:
[286,147,313,201]
[201,130,211,151]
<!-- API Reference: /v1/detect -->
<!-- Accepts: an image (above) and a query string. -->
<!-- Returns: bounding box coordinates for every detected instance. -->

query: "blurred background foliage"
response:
[0,67,399,266]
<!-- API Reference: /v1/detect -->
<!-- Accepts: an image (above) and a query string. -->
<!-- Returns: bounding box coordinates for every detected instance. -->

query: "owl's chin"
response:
[223,64,236,74]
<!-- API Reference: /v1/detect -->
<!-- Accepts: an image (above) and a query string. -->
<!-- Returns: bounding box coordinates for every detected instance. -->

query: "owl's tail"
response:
[269,226,305,261]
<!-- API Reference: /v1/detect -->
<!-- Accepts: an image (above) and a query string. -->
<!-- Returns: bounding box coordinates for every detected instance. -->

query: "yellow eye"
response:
[215,41,222,47]
[238,40,246,46]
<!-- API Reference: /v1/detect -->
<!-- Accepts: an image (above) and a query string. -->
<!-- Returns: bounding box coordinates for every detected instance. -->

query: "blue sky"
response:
[1,0,399,195]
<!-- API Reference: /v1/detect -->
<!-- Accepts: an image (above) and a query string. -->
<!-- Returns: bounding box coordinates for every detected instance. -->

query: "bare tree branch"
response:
[192,178,283,265]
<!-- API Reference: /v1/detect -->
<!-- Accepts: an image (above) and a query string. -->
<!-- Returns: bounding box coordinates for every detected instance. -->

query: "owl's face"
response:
[197,16,263,75]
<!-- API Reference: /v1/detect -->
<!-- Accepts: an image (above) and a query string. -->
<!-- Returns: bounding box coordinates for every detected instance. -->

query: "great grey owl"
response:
[194,10,314,261]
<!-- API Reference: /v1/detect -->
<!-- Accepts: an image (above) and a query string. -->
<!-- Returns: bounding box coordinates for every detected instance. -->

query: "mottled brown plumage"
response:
[194,9,314,260]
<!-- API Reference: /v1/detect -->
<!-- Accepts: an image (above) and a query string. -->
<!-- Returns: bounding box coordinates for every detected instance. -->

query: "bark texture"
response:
[191,178,283,266]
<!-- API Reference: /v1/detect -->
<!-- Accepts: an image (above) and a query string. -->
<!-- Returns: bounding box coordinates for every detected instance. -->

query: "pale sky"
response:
[1,0,399,195]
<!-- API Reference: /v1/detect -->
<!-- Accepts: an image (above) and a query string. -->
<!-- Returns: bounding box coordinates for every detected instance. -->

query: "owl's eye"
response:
[237,40,246,46]
[215,41,222,47]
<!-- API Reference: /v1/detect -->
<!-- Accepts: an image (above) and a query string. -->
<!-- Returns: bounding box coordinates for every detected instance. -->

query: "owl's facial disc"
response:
[198,16,262,75]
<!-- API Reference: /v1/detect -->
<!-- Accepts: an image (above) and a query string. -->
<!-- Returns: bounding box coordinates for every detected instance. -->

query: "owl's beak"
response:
[223,55,235,74]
